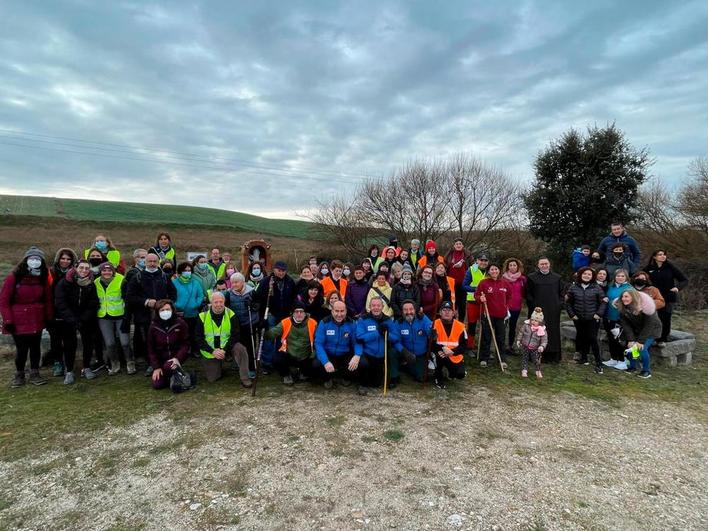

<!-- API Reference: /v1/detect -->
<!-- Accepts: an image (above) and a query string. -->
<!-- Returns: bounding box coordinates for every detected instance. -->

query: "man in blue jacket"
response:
[354,297,399,395]
[392,300,432,382]
[313,301,358,389]
[598,222,641,268]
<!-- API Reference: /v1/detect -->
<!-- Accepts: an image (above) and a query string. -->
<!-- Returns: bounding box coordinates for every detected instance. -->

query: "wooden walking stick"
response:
[483,299,506,373]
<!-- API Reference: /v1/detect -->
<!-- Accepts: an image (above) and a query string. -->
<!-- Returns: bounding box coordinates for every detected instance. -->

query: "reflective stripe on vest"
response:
[95,273,125,317]
[199,308,234,359]
[84,248,120,267]
[321,276,347,300]
[433,318,465,364]
[465,265,487,302]
[279,317,317,353]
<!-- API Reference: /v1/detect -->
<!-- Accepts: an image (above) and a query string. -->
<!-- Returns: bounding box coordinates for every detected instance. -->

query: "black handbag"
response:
[170,367,197,393]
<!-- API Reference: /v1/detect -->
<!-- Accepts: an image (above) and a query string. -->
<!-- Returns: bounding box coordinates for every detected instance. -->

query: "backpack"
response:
[170,367,197,393]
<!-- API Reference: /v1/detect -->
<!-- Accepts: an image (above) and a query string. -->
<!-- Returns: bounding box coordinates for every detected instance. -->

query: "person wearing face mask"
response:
[147,300,190,389]
[604,243,638,278]
[121,248,148,363]
[391,300,432,382]
[1,247,53,387]
[342,263,353,281]
[390,266,420,319]
[45,247,78,376]
[602,269,633,370]
[148,232,176,266]
[224,272,260,376]
[84,234,124,273]
[223,261,238,290]
[644,249,688,345]
[345,266,369,318]
[320,260,348,300]
[196,291,252,386]
[172,261,205,357]
[87,249,108,276]
[631,272,665,311]
[317,261,331,282]
[565,267,607,373]
[247,262,265,291]
[95,262,133,375]
[589,250,606,270]
[266,301,318,385]
[126,253,177,376]
[191,255,216,300]
[54,259,99,384]
[162,260,175,279]
[431,301,467,388]
[525,257,564,363]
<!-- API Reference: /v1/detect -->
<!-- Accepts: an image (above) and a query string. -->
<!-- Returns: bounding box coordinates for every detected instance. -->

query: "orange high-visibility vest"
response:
[447,276,456,308]
[320,276,348,300]
[432,318,465,364]
[417,255,445,270]
[278,317,317,352]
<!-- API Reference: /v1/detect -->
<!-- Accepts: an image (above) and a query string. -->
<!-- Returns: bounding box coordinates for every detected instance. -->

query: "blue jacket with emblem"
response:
[314,316,356,365]
[355,313,398,358]
[392,315,432,356]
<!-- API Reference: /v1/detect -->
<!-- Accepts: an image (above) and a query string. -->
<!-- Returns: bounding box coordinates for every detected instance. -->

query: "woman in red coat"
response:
[0,247,54,387]
[147,299,190,390]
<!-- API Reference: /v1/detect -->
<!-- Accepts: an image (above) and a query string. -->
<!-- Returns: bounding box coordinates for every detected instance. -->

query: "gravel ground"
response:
[1,385,707,530]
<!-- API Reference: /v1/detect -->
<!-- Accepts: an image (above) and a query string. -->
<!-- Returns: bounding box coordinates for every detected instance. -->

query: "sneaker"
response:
[501,362,508,370]
[324,379,334,390]
[82,367,97,380]
[521,370,528,378]
[144,366,154,377]
[11,372,26,388]
[535,370,543,379]
[282,375,294,385]
[52,361,65,377]
[108,362,121,375]
[594,366,604,375]
[603,359,618,367]
[357,385,368,396]
[434,378,447,389]
[614,361,627,371]
[63,371,75,385]
[625,366,637,374]
[427,359,436,370]
[126,361,136,375]
[29,370,48,386]
[480,361,487,368]
[637,371,652,379]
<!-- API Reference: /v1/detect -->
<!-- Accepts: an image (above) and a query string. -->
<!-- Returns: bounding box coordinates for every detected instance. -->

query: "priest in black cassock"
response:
[525,257,565,363]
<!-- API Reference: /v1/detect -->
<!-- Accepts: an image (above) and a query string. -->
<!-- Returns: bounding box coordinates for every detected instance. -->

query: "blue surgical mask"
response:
[252,268,261,276]
[137,258,146,268]
[181,271,192,279]
[95,240,108,251]
[198,263,209,271]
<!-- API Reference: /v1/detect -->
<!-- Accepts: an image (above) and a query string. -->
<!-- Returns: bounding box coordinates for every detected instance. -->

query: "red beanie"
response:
[425,240,436,252]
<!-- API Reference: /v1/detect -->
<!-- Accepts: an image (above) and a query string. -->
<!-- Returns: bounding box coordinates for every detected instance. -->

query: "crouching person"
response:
[615,289,662,379]
[196,291,252,387]
[431,301,467,389]
[147,300,189,389]
[354,297,399,395]
[392,300,432,382]
[267,301,317,385]
[313,300,358,389]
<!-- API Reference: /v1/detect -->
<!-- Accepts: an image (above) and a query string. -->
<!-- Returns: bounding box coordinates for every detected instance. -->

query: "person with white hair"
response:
[224,272,260,376]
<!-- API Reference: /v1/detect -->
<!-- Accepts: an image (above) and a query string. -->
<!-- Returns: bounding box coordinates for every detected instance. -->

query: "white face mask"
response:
[343,268,351,276]
[159,310,173,321]
[27,258,42,269]
[321,268,329,275]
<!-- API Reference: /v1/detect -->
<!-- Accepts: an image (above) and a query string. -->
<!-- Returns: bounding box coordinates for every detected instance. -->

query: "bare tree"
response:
[308,195,374,257]
[680,156,708,234]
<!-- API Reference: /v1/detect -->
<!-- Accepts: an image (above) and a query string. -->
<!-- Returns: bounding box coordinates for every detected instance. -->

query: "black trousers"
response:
[313,354,360,383]
[455,286,467,322]
[434,355,465,381]
[657,308,672,342]
[480,316,507,363]
[13,333,42,372]
[604,319,625,362]
[239,324,256,372]
[574,319,601,367]
[57,321,96,372]
[274,352,313,378]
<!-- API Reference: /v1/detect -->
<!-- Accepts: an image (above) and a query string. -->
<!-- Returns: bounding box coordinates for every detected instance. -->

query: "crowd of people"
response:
[0,222,689,392]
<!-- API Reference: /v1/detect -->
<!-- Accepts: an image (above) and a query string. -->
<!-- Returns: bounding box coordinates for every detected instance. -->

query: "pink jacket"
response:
[503,274,527,311]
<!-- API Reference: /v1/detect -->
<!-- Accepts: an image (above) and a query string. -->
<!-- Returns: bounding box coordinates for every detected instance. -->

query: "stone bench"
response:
[560,320,696,367]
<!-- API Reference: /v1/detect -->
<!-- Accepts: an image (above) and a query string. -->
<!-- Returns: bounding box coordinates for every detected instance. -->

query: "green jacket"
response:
[266,317,316,361]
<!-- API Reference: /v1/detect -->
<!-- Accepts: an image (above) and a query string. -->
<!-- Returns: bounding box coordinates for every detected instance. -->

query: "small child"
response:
[572,245,592,271]
[515,307,548,379]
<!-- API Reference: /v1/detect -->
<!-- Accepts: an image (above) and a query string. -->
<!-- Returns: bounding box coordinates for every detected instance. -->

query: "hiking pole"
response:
[423,329,435,387]
[383,330,388,397]
[483,300,505,373]
[251,277,274,397]
[476,319,482,361]
[247,304,257,373]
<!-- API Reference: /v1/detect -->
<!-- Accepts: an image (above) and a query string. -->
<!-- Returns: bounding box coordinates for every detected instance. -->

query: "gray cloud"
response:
[1,0,707,217]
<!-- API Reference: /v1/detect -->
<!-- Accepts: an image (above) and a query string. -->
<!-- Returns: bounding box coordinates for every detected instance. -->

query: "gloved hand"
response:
[401,348,416,365]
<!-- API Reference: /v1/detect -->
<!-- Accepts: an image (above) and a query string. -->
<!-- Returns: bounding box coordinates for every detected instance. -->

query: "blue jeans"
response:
[259,314,279,368]
[627,337,653,373]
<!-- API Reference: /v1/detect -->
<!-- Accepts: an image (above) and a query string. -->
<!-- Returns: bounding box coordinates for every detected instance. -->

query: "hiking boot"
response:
[480,361,487,368]
[82,367,97,380]
[144,366,154,377]
[340,378,352,387]
[434,378,447,389]
[521,369,528,378]
[357,385,368,396]
[324,379,334,390]
[126,361,136,375]
[63,371,76,385]
[52,361,65,377]
[11,372,25,388]
[594,366,604,375]
[282,375,294,385]
[637,371,652,379]
[29,370,48,386]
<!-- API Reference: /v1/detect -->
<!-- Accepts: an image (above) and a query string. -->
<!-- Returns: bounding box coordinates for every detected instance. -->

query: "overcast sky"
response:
[1,1,707,218]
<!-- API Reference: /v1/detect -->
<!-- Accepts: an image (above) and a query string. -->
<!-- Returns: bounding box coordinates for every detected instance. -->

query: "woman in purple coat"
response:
[1,246,54,387]
[147,299,190,390]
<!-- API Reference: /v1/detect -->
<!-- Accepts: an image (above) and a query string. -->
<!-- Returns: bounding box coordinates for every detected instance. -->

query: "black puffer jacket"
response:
[390,283,420,319]
[565,282,606,320]
[54,269,99,325]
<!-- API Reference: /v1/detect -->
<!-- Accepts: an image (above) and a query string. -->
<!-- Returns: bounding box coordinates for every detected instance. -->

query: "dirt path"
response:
[2,387,707,530]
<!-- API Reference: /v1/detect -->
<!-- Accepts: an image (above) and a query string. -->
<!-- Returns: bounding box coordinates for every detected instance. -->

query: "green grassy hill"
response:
[0,195,313,239]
